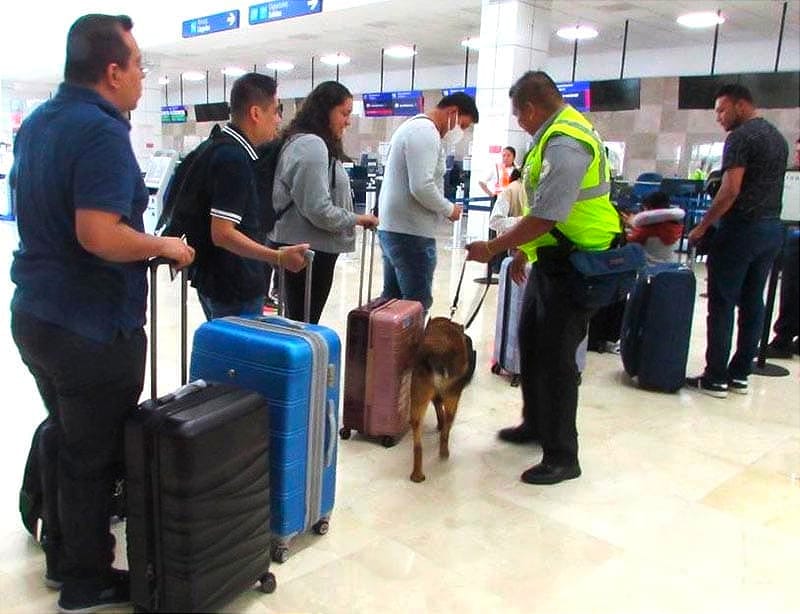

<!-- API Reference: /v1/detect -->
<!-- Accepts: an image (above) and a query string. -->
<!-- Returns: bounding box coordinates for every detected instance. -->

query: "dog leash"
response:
[450,259,491,330]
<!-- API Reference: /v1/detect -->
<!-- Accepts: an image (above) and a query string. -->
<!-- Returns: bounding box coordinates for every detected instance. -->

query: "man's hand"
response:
[509,249,528,285]
[159,237,195,270]
[356,214,378,229]
[688,224,706,246]
[465,240,493,263]
[448,204,463,222]
[278,243,311,273]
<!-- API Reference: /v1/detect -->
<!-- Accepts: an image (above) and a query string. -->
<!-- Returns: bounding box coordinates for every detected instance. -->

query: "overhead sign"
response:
[556,81,591,112]
[182,10,240,38]
[249,0,323,25]
[363,91,424,117]
[442,87,477,98]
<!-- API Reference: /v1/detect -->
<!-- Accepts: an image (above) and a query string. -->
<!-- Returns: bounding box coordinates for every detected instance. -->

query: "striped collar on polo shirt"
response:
[221,123,258,161]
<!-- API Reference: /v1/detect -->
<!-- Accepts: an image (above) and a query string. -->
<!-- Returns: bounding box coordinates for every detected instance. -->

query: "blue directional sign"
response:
[182,10,240,38]
[442,87,477,98]
[249,0,323,26]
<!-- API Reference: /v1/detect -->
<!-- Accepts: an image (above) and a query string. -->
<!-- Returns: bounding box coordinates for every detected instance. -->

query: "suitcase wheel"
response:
[271,544,290,564]
[491,363,502,375]
[259,572,277,594]
[510,375,520,387]
[380,436,396,448]
[339,427,351,440]
[313,519,330,535]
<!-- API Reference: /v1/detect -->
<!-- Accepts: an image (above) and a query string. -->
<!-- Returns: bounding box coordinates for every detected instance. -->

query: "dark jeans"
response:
[518,263,593,465]
[378,230,437,312]
[198,293,264,320]
[773,228,799,345]
[11,311,146,588]
[276,247,338,324]
[705,217,783,382]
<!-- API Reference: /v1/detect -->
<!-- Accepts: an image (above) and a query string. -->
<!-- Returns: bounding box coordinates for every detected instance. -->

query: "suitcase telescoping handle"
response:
[147,257,188,401]
[277,249,315,323]
[357,227,377,306]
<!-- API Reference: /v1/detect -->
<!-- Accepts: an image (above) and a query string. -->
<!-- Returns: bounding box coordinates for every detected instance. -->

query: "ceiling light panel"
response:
[676,11,725,29]
[266,61,295,71]
[556,25,599,41]
[320,53,351,66]
[384,45,416,59]
[181,70,206,81]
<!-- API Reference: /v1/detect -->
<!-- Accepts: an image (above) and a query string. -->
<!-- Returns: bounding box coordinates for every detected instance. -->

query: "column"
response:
[466,0,551,243]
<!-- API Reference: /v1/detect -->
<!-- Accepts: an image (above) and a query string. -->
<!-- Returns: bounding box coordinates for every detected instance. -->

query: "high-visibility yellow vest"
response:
[518,105,621,262]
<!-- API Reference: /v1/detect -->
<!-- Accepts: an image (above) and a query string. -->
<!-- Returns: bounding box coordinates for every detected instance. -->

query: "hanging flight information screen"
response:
[556,81,591,112]
[363,91,424,117]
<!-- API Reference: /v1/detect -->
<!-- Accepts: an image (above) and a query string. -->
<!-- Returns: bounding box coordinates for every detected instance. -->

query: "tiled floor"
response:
[0,219,798,614]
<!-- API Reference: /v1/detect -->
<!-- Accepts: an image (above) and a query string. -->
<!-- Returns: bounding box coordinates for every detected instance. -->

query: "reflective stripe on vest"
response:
[518,105,621,262]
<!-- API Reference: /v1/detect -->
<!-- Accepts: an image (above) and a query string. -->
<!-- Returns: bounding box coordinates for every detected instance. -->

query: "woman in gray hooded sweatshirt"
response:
[270,81,378,323]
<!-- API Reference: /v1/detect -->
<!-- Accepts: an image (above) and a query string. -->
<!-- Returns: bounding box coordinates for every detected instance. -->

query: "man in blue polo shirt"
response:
[10,14,194,613]
[189,73,309,320]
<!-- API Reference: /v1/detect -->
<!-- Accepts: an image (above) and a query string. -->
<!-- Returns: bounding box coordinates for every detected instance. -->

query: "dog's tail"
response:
[416,344,450,379]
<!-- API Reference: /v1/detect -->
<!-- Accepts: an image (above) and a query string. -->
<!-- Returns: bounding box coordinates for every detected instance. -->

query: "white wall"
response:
[545,38,800,82]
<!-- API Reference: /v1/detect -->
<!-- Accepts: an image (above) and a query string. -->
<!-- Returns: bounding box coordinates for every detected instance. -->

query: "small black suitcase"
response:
[125,259,275,612]
[125,383,274,612]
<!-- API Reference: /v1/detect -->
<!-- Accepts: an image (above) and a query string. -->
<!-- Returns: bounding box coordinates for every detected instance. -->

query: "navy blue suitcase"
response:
[621,263,696,392]
[190,315,340,564]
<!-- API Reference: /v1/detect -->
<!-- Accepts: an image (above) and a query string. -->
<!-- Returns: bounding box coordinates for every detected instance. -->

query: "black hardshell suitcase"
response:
[125,259,275,612]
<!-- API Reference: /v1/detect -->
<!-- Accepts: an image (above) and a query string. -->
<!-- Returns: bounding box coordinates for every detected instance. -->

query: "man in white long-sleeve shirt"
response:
[377,92,479,311]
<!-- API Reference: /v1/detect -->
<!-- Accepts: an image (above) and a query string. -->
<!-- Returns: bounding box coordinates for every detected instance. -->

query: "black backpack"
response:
[156,127,287,246]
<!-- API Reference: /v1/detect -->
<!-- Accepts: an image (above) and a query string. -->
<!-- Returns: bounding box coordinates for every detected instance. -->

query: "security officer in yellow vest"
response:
[466,71,621,485]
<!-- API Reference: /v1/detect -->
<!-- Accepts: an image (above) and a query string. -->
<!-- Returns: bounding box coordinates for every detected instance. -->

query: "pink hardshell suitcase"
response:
[340,229,424,447]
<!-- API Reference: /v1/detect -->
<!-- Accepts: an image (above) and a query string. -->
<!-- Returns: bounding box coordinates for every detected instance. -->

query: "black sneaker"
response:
[57,570,130,614]
[728,378,749,395]
[685,375,728,399]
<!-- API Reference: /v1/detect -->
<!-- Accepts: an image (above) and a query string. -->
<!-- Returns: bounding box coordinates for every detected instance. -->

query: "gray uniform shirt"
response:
[269,133,357,253]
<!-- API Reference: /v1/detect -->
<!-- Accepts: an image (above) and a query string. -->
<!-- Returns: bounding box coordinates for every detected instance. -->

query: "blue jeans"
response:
[198,293,264,321]
[378,230,437,311]
[704,217,783,382]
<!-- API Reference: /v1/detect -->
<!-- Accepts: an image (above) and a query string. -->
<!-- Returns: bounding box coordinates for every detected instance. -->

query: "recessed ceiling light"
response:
[461,37,480,50]
[181,71,206,82]
[158,76,169,85]
[384,45,416,59]
[320,53,350,66]
[222,66,246,77]
[556,25,599,41]
[677,11,725,29]
[266,61,295,72]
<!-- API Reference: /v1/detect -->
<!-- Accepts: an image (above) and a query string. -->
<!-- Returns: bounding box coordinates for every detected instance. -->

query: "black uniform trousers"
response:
[518,261,593,465]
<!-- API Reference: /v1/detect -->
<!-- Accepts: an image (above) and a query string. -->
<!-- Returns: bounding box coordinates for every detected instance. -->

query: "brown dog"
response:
[409,317,475,483]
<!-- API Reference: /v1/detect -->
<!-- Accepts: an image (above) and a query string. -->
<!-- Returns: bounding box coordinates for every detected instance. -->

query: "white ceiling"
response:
[0,0,797,86]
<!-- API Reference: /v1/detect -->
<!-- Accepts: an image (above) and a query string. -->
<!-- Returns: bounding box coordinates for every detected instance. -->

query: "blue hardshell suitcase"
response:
[189,315,340,564]
[620,263,696,392]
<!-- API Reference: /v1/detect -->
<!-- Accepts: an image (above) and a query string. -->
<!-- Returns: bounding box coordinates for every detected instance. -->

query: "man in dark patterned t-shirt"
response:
[686,84,788,398]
